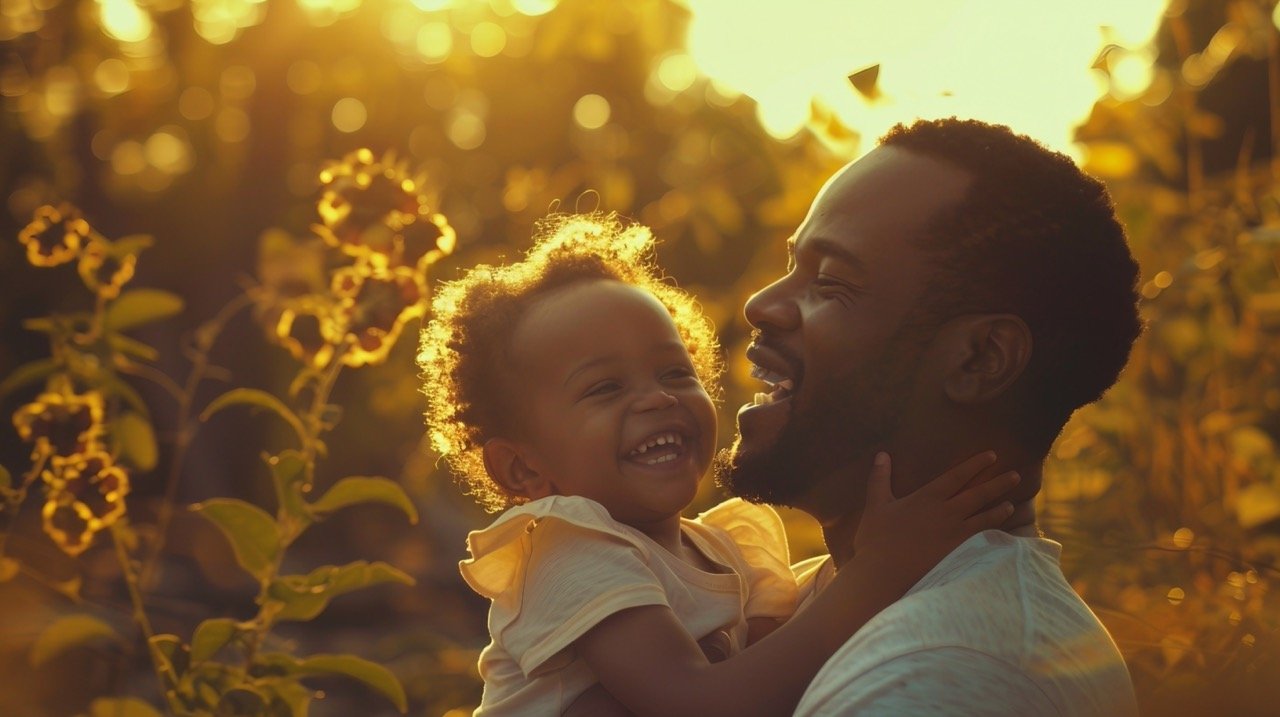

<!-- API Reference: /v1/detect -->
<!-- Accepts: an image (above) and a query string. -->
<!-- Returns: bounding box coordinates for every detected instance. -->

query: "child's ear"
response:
[482,438,553,501]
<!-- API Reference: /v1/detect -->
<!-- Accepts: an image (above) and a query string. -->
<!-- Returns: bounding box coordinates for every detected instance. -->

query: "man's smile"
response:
[742,341,801,408]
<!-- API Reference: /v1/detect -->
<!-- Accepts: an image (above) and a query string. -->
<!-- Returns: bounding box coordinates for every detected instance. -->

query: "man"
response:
[722,117,1142,714]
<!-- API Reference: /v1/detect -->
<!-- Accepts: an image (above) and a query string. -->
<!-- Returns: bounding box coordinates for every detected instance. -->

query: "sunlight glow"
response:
[684,0,1170,157]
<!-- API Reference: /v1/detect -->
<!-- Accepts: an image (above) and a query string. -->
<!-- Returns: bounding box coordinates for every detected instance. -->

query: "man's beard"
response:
[716,329,927,507]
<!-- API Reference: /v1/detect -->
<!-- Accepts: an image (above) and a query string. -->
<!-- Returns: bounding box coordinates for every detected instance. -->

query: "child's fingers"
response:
[918,451,998,500]
[964,500,1015,531]
[949,471,1021,516]
[863,452,894,508]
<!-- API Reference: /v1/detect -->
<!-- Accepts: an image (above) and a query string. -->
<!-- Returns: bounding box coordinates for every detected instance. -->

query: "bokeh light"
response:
[332,97,369,133]
[178,86,215,120]
[470,21,506,57]
[572,93,610,130]
[417,21,454,63]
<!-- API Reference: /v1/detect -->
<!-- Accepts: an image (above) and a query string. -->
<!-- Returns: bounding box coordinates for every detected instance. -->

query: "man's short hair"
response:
[880,118,1143,453]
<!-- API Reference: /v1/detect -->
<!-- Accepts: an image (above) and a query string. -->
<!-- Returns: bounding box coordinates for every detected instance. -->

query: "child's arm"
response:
[573,452,1018,717]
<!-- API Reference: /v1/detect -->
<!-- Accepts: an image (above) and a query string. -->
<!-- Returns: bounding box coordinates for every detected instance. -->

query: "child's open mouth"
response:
[624,431,688,467]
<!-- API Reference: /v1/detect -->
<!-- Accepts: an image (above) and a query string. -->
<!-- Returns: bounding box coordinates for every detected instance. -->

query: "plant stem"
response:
[300,344,349,486]
[139,294,253,589]
[111,522,180,717]
[241,342,347,672]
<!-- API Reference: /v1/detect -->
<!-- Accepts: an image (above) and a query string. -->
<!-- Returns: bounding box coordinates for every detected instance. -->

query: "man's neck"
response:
[810,449,1043,570]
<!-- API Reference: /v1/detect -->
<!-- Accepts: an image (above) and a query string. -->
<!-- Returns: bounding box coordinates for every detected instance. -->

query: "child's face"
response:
[505,279,717,528]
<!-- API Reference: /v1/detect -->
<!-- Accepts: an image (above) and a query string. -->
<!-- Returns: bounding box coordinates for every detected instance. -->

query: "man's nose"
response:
[632,386,679,412]
[744,277,800,332]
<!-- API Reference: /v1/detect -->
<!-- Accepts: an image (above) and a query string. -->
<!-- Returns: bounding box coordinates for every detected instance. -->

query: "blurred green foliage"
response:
[2,0,1279,715]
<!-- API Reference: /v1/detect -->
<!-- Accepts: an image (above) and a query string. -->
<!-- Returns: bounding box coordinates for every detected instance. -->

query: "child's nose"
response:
[632,387,679,412]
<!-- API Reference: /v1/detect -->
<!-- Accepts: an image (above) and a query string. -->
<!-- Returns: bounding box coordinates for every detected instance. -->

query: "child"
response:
[418,213,1018,716]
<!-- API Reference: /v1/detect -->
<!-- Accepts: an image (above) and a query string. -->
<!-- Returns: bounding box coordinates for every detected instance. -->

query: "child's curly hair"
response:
[418,213,723,512]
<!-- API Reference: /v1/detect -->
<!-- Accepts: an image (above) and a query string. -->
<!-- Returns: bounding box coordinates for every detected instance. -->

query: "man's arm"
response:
[793,647,1054,717]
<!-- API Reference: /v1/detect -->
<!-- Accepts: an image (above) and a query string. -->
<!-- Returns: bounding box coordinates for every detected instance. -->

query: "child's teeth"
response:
[754,392,771,406]
[629,433,686,458]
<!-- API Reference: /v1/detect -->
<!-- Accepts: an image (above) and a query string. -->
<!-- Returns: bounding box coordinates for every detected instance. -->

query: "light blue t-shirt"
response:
[793,531,1138,716]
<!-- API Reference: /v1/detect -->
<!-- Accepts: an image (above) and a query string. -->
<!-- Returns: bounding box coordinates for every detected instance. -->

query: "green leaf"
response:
[50,575,82,601]
[310,477,418,524]
[1238,483,1280,529]
[111,234,155,258]
[29,614,122,667]
[217,686,267,716]
[87,697,165,717]
[148,633,188,682]
[114,412,159,471]
[108,333,160,362]
[290,653,407,713]
[269,561,415,622]
[95,372,150,417]
[105,289,185,332]
[254,677,314,717]
[0,358,59,401]
[0,557,19,582]
[201,389,307,447]
[21,317,58,334]
[190,617,240,665]
[192,499,281,583]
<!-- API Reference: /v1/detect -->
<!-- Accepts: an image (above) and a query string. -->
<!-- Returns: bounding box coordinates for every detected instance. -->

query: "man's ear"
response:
[482,438,553,501]
[942,314,1032,404]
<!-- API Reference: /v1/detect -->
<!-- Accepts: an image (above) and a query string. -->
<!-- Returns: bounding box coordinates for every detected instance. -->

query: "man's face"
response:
[721,146,972,508]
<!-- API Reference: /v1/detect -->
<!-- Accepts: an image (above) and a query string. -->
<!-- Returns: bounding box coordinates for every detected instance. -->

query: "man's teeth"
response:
[629,432,684,456]
[749,364,795,393]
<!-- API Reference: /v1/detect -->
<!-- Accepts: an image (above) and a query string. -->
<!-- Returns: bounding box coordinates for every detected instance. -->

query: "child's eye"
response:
[584,381,621,398]
[662,366,698,382]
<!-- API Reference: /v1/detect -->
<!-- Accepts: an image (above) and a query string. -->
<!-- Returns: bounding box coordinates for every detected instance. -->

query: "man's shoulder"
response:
[853,532,1066,657]
[865,532,1098,650]
[796,532,1137,716]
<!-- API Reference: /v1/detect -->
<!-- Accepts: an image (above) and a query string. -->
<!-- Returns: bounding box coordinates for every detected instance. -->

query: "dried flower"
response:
[18,203,92,267]
[327,264,427,367]
[316,149,427,263]
[13,386,105,463]
[44,450,130,530]
[77,237,137,299]
[42,493,97,556]
[396,211,456,271]
[274,298,338,368]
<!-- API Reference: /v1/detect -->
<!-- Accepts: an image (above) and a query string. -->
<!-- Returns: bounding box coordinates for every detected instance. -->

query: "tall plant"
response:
[0,148,454,716]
